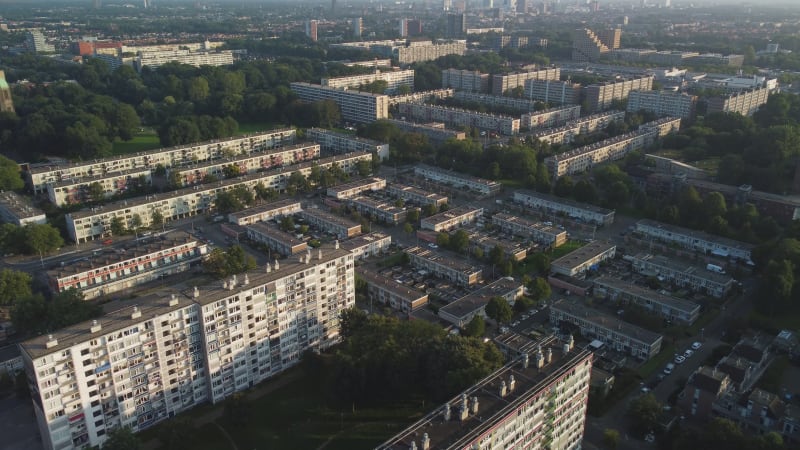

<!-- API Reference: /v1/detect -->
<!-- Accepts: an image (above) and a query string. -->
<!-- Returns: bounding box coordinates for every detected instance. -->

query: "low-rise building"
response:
[678,366,732,420]
[551,241,617,277]
[550,298,663,360]
[227,199,303,226]
[513,190,615,226]
[48,231,208,300]
[0,191,47,226]
[628,253,735,298]
[357,268,428,313]
[438,278,524,328]
[299,208,362,239]
[466,230,529,262]
[305,128,389,161]
[415,164,502,196]
[405,246,483,286]
[377,335,592,450]
[326,177,387,200]
[385,120,466,145]
[245,222,308,256]
[420,205,483,232]
[634,219,754,263]
[398,103,520,136]
[348,196,411,225]
[712,388,800,444]
[339,232,392,260]
[385,183,448,208]
[290,82,389,123]
[491,213,567,248]
[592,276,700,325]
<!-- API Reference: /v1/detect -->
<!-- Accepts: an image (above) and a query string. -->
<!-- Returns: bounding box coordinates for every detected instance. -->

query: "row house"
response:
[405,246,483,287]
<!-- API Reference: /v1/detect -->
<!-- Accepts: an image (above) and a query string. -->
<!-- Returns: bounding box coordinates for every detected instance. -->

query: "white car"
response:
[674,355,686,364]
[428,243,438,249]
[691,341,703,350]
[684,349,694,358]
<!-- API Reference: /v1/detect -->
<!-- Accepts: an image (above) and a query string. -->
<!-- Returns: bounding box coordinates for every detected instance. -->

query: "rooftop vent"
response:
[193,286,199,298]
[90,320,102,333]
[335,240,339,249]
[266,263,272,273]
[470,396,479,414]
[46,334,58,349]
[500,380,508,397]
[131,306,141,320]
[243,274,249,286]
[522,352,529,369]
[421,433,430,450]
[442,403,451,421]
[274,260,279,270]
[169,294,179,307]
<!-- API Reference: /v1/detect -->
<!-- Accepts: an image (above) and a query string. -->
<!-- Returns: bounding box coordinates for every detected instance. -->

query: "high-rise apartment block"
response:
[135,49,234,71]
[388,40,467,64]
[705,86,769,117]
[492,67,560,95]
[583,76,654,112]
[21,246,355,450]
[351,17,363,38]
[442,69,490,93]
[305,20,319,42]
[321,69,414,94]
[446,13,466,37]
[523,79,582,105]
[572,28,609,62]
[290,82,389,123]
[26,30,55,53]
[627,90,697,119]
[0,70,14,113]
[596,28,621,50]
[378,335,592,450]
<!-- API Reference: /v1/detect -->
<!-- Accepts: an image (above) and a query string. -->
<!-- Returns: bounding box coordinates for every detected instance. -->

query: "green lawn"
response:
[549,240,585,260]
[112,132,161,155]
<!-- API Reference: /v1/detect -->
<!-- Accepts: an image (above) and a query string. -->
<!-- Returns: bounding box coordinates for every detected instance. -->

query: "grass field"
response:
[112,131,161,155]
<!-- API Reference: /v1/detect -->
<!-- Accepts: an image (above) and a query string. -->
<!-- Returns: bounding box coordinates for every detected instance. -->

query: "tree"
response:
[151,210,164,228]
[222,164,242,179]
[87,182,105,203]
[450,229,470,253]
[406,209,420,224]
[25,224,64,256]
[573,180,598,203]
[129,213,143,232]
[489,245,505,265]
[0,155,24,191]
[606,181,631,208]
[626,393,662,437]
[357,159,372,177]
[110,216,126,236]
[403,222,414,235]
[485,296,513,324]
[602,428,620,450]
[0,269,32,306]
[528,252,550,275]
[203,245,256,279]
[528,277,551,302]
[554,176,574,197]
[158,417,194,450]
[436,232,450,248]
[513,296,534,313]
[463,315,486,337]
[102,427,141,450]
[279,216,295,232]
[339,307,368,338]
[215,191,244,214]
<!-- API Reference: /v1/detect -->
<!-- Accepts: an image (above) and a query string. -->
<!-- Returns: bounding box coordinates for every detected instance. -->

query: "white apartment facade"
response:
[27,129,297,195]
[513,190,615,226]
[65,152,372,242]
[491,68,561,95]
[385,183,448,207]
[405,246,482,286]
[532,111,626,145]
[347,196,410,225]
[47,169,153,207]
[520,105,582,130]
[245,223,308,256]
[21,247,354,450]
[414,165,502,196]
[398,103,520,136]
[454,91,561,114]
[290,82,389,123]
[339,232,392,260]
[628,253,736,298]
[384,119,466,145]
[491,213,567,248]
[135,49,234,71]
[325,177,387,200]
[634,219,754,262]
[420,206,483,232]
[592,276,700,325]
[321,69,414,94]
[305,128,389,161]
[627,90,697,119]
[392,41,467,64]
[298,209,362,239]
[441,69,490,93]
[523,79,581,105]
[551,241,617,277]
[227,199,303,226]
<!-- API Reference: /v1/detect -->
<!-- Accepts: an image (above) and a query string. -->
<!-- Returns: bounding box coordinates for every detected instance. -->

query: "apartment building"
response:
[454,91,566,114]
[357,268,428,313]
[135,49,234,71]
[21,246,354,450]
[414,165,502,196]
[25,30,55,53]
[298,208,361,239]
[338,232,392,260]
[168,143,321,187]
[47,231,208,300]
[705,86,769,117]
[65,152,372,242]
[551,241,617,278]
[398,102,520,135]
[550,298,663,360]
[523,79,582,105]
[544,118,681,178]
[678,366,732,420]
[491,67,561,95]
[688,53,745,67]
[492,213,567,248]
[245,222,308,256]
[347,196,410,225]
[532,111,626,145]
[627,90,697,119]
[385,183,448,208]
[0,70,15,113]
[377,335,592,450]
[466,230,529,262]
[513,190,615,226]
[47,169,153,207]
[305,128,389,161]
[289,82,389,123]
[583,76,654,112]
[227,199,303,226]
[441,69,490,93]
[26,129,297,195]
[592,276,700,325]
[388,89,455,107]
[384,119,466,145]
[438,278,524,328]
[678,179,800,224]
[628,253,735,298]
[325,177,387,200]
[494,35,529,51]
[420,205,483,232]
[405,246,482,286]
[321,69,414,94]
[0,191,47,226]
[520,105,582,130]
[596,29,621,50]
[634,219,754,262]
[572,28,609,62]
[390,40,467,64]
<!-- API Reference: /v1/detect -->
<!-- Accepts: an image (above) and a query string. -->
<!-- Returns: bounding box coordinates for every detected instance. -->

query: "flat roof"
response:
[636,219,754,252]
[440,278,522,319]
[50,167,153,188]
[492,212,563,235]
[338,231,391,250]
[415,164,501,188]
[246,222,306,247]
[551,298,663,346]
[551,241,616,271]
[228,198,302,220]
[422,205,482,226]
[306,127,389,146]
[549,130,643,162]
[67,152,369,220]
[27,128,295,175]
[592,276,700,314]
[326,177,386,193]
[0,191,45,219]
[514,189,614,215]
[299,208,361,230]
[631,253,734,284]
[349,196,407,214]
[357,268,427,301]
[169,143,320,172]
[386,183,448,202]
[406,246,482,275]
[21,245,351,360]
[377,336,592,450]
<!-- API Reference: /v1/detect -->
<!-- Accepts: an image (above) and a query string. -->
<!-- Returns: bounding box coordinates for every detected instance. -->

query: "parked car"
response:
[691,341,703,350]
[674,355,686,364]
[684,349,694,358]
[664,363,675,375]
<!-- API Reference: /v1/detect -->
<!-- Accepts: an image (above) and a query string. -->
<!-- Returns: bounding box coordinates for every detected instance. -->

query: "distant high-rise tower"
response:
[143,0,150,7]
[0,70,14,114]
[446,13,465,37]
[399,19,408,37]
[305,20,319,42]
[407,19,423,36]
[351,17,362,38]
[443,0,452,11]
[25,30,55,53]
[597,28,621,49]
[331,0,337,13]
[92,0,101,8]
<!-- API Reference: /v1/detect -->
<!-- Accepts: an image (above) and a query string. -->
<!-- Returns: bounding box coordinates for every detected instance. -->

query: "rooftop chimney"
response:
[169,293,179,307]
[131,306,141,319]
[421,433,430,450]
[470,396,479,414]
[46,334,58,349]
[410,442,417,450]
[443,403,451,421]
[274,259,279,270]
[335,240,339,249]
[243,274,249,286]
[193,286,199,298]
[500,380,508,397]
[459,393,469,421]
[231,274,237,288]
[522,352,529,369]
[90,320,102,333]
[546,347,553,364]
[536,346,545,369]
[266,262,272,273]
[318,248,323,260]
